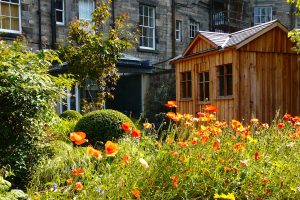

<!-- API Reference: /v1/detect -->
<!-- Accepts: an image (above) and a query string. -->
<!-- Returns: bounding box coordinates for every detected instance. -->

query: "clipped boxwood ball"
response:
[74,109,136,143]
[60,110,82,121]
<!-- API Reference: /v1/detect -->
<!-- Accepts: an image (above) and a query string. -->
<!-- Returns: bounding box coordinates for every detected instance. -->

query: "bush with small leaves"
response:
[59,110,82,121]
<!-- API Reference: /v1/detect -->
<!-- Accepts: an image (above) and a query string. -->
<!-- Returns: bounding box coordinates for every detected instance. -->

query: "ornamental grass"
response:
[28,103,300,200]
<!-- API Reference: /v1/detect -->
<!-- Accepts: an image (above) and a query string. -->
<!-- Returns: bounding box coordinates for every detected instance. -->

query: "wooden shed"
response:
[172,20,300,123]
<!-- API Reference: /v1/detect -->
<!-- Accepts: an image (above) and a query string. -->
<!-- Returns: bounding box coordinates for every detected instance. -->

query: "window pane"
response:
[219,76,224,96]
[11,17,19,30]
[11,4,18,17]
[200,73,203,82]
[227,75,233,95]
[11,0,19,3]
[254,7,260,15]
[205,82,210,100]
[2,16,10,29]
[187,81,192,98]
[226,64,232,74]
[56,10,63,22]
[187,72,191,80]
[56,0,63,10]
[219,66,224,75]
[1,3,10,16]
[205,72,209,81]
[200,83,204,101]
[254,16,260,24]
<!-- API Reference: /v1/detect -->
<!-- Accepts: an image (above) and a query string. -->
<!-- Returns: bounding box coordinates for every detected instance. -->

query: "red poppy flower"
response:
[173,175,179,188]
[213,139,220,151]
[132,188,140,199]
[75,182,83,191]
[131,129,141,138]
[123,153,130,165]
[254,151,260,161]
[224,166,231,172]
[121,122,131,133]
[71,167,84,176]
[201,135,209,142]
[283,114,292,121]
[204,105,218,113]
[277,122,285,129]
[261,178,269,184]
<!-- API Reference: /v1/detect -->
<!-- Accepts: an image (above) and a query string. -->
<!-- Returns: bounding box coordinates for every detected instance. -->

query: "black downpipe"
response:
[171,0,176,58]
[38,0,42,49]
[111,0,115,28]
[210,0,213,31]
[51,0,57,49]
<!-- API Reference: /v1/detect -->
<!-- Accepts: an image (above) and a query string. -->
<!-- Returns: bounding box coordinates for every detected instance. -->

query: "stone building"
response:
[1,0,298,116]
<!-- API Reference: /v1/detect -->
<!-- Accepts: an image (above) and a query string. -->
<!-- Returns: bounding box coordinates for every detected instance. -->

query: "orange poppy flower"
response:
[283,114,292,121]
[250,118,259,125]
[123,153,130,165]
[143,123,152,129]
[71,167,84,176]
[191,137,198,145]
[69,132,88,145]
[132,188,140,199]
[204,105,218,113]
[165,100,177,108]
[87,145,102,159]
[261,178,269,184]
[166,137,174,144]
[178,141,188,148]
[66,178,73,184]
[201,135,209,142]
[254,151,260,161]
[213,139,220,151]
[277,122,285,129]
[131,129,141,139]
[224,166,231,172]
[167,112,176,119]
[121,122,131,133]
[173,175,179,188]
[234,143,245,151]
[105,141,118,157]
[75,182,83,191]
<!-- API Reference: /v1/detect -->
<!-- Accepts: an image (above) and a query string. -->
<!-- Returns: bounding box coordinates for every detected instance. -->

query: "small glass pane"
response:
[254,16,260,24]
[144,6,148,16]
[149,38,153,48]
[205,82,210,100]
[11,4,18,17]
[219,66,224,76]
[205,72,209,81]
[227,75,233,95]
[139,6,143,15]
[56,0,63,10]
[187,82,192,98]
[187,72,191,80]
[254,7,260,15]
[149,8,153,18]
[11,0,19,3]
[149,17,153,27]
[2,16,10,29]
[200,83,204,101]
[1,3,10,16]
[144,16,148,26]
[56,10,63,22]
[11,17,19,30]
[226,64,232,74]
[219,76,224,96]
[200,73,203,82]
[143,37,148,47]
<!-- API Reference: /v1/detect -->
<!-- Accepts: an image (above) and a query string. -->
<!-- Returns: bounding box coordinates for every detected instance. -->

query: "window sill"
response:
[137,47,159,54]
[56,23,65,26]
[215,96,234,100]
[179,98,192,101]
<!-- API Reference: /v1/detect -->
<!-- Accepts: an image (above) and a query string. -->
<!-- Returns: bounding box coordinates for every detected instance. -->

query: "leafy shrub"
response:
[0,40,73,188]
[0,176,27,200]
[74,109,136,143]
[59,110,82,121]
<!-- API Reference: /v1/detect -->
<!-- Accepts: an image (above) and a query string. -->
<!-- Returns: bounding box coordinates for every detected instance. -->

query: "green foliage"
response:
[0,40,73,187]
[28,116,300,199]
[74,109,136,144]
[287,0,300,53]
[58,0,137,107]
[60,110,82,121]
[0,175,27,200]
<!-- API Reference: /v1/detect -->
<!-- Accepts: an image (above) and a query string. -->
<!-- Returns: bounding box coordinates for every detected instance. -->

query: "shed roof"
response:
[180,19,288,59]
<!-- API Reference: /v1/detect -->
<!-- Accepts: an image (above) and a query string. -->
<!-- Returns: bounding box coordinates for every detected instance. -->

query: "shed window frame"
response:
[175,20,182,41]
[56,0,65,25]
[217,64,233,97]
[254,7,272,25]
[189,20,199,39]
[180,71,192,99]
[139,4,155,50]
[198,71,210,102]
[0,0,21,34]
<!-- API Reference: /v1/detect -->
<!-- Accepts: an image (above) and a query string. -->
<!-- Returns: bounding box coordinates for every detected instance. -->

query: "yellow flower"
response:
[214,193,235,200]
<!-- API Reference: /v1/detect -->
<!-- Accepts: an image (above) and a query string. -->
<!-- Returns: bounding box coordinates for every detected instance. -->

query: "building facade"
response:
[1,0,298,116]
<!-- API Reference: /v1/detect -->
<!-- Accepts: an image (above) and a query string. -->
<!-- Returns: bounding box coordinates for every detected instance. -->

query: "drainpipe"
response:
[38,0,42,49]
[171,0,176,58]
[111,0,115,28]
[210,0,213,31]
[51,0,57,49]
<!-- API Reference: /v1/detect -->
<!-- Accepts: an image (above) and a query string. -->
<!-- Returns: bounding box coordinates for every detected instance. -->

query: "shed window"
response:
[217,64,232,96]
[56,0,64,25]
[0,0,21,34]
[254,7,272,25]
[199,72,209,101]
[139,4,155,49]
[180,72,192,99]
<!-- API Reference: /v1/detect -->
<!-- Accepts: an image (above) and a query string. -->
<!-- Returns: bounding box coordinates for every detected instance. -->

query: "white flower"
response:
[139,158,149,169]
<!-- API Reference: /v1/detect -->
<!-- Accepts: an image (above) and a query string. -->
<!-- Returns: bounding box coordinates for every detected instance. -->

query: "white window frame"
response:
[189,20,199,39]
[0,0,21,34]
[56,0,65,25]
[58,83,80,114]
[175,20,182,41]
[79,0,95,21]
[139,4,155,50]
[254,7,272,25]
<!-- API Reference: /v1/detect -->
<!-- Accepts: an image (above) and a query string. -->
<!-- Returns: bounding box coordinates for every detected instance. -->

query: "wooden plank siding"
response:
[175,24,300,123]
